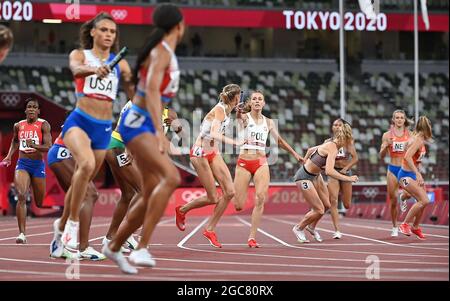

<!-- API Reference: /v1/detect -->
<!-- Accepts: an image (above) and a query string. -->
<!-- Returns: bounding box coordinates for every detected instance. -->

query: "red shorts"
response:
[190,146,218,164]
[237,157,267,175]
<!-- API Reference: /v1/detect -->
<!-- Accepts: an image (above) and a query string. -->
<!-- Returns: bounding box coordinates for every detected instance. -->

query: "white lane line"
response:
[0,259,446,281]
[175,218,448,266]
[265,216,449,253]
[177,218,209,248]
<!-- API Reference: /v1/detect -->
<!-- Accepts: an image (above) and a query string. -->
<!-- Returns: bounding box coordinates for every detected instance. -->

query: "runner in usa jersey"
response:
[1,98,52,244]
[398,116,433,240]
[234,90,303,248]
[105,3,185,274]
[379,110,414,237]
[60,12,134,254]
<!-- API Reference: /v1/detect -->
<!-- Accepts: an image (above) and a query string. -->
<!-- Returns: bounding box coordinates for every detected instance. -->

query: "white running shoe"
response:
[16,233,27,244]
[292,225,309,243]
[102,244,138,275]
[333,231,343,239]
[126,235,138,250]
[358,0,377,19]
[102,237,130,254]
[53,218,63,237]
[391,227,399,237]
[78,246,106,261]
[129,248,156,267]
[49,237,64,258]
[306,226,323,242]
[61,220,79,250]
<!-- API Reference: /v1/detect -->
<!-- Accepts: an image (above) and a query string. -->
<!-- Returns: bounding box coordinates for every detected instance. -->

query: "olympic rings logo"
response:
[111,9,128,21]
[1,93,21,108]
[181,190,207,203]
[362,187,379,199]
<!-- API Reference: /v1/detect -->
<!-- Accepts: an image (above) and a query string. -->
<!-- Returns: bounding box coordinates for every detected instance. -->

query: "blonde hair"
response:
[334,123,353,146]
[413,116,433,141]
[391,109,413,128]
[0,25,13,50]
[219,84,241,106]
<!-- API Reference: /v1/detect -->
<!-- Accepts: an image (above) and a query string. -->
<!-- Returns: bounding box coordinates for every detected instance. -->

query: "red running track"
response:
[0,215,448,281]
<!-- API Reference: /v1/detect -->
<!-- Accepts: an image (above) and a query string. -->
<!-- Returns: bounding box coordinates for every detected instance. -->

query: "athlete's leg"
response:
[110,133,180,251]
[310,175,330,229]
[205,155,235,231]
[30,177,46,208]
[296,180,326,230]
[248,165,270,240]
[327,177,341,232]
[233,165,252,211]
[387,171,399,227]
[14,170,31,234]
[400,178,430,227]
[180,157,220,214]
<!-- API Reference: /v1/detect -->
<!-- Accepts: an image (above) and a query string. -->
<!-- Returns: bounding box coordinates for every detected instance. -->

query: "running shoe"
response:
[102,237,130,254]
[248,238,260,248]
[49,237,64,258]
[391,227,399,237]
[129,248,156,267]
[16,233,27,244]
[203,230,222,248]
[411,227,426,240]
[399,223,412,236]
[306,226,323,242]
[78,246,106,261]
[102,244,138,275]
[53,218,63,237]
[292,225,309,243]
[175,206,186,231]
[61,220,79,250]
[332,231,343,239]
[126,235,139,250]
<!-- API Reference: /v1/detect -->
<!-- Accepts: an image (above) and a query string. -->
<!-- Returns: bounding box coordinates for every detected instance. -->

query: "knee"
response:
[255,193,266,209]
[315,206,326,216]
[207,194,220,205]
[77,158,96,176]
[224,189,235,202]
[323,203,331,212]
[165,171,181,189]
[233,196,245,211]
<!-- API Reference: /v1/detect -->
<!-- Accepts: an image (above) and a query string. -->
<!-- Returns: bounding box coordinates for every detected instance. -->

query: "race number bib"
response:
[123,109,145,129]
[116,152,129,167]
[337,147,346,158]
[301,181,310,190]
[19,139,38,153]
[392,141,406,152]
[191,146,204,158]
[56,147,71,160]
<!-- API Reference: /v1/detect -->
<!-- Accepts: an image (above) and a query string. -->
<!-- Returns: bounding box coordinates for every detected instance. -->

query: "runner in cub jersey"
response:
[380,110,413,237]
[233,91,303,248]
[60,12,133,250]
[2,98,52,243]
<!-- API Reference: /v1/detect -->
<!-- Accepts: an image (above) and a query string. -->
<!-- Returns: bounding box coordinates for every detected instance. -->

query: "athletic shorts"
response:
[237,157,267,175]
[118,104,156,145]
[47,144,72,166]
[108,136,125,150]
[16,158,46,178]
[397,168,417,182]
[293,165,318,182]
[61,107,112,150]
[334,167,353,176]
[388,164,401,179]
[190,146,218,164]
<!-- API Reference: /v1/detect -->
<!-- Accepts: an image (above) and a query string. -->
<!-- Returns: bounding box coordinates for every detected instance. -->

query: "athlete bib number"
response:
[56,147,71,160]
[116,152,130,167]
[19,139,38,153]
[191,146,204,158]
[301,181,310,190]
[337,147,345,158]
[124,110,145,129]
[392,142,406,152]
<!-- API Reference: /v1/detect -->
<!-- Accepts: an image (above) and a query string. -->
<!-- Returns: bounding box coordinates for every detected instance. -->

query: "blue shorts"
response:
[388,164,401,179]
[61,107,112,150]
[47,144,72,166]
[118,104,156,145]
[397,168,417,182]
[16,158,46,178]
